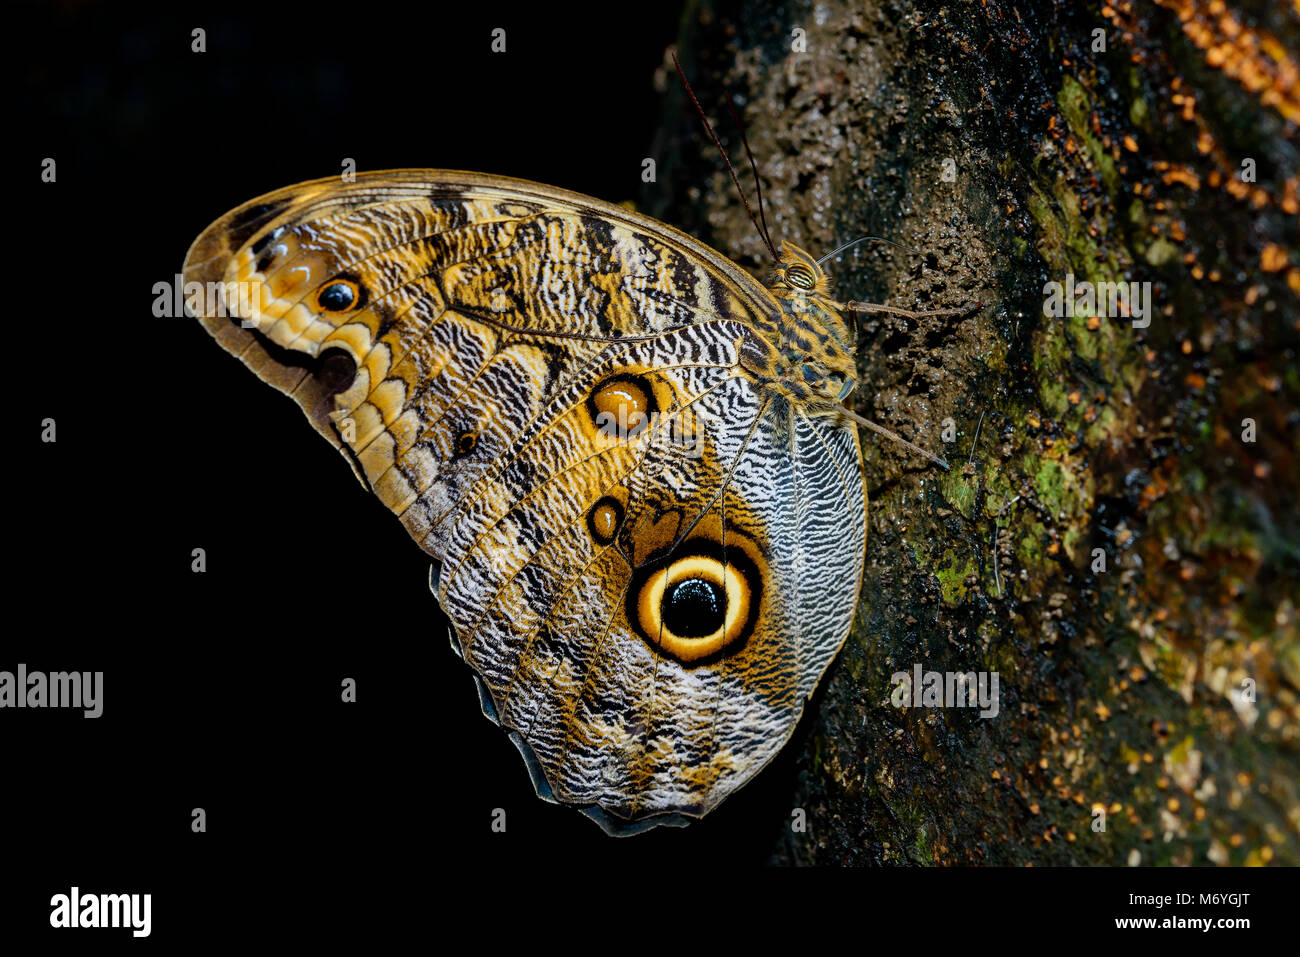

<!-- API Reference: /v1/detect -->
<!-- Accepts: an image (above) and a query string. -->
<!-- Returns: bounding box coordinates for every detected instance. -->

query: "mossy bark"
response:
[646,0,1299,865]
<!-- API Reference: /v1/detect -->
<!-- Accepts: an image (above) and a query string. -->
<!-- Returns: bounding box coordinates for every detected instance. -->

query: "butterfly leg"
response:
[831,300,975,469]
[837,404,950,470]
[836,299,982,321]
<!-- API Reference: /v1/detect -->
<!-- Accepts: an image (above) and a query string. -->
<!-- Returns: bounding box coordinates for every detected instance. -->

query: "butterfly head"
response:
[763,241,858,404]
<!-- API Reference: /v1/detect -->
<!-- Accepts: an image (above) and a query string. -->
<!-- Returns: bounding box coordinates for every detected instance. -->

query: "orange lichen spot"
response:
[1181,340,1193,354]
[1087,316,1101,330]
[1260,243,1288,272]
[1184,372,1206,389]
[1156,0,1300,123]
[1067,390,1082,405]
[1163,166,1201,190]
[1282,180,1299,215]
[1287,268,1300,295]
[1123,134,1139,152]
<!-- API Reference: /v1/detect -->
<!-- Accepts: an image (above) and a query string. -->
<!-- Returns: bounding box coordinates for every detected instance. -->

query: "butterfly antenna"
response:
[721,94,776,259]
[817,235,918,266]
[671,51,780,262]
[838,404,950,470]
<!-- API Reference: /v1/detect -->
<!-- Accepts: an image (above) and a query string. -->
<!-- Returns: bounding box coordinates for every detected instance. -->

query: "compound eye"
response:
[786,264,816,289]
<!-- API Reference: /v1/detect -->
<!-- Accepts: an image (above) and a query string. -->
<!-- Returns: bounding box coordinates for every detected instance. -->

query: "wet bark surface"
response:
[645,0,1299,865]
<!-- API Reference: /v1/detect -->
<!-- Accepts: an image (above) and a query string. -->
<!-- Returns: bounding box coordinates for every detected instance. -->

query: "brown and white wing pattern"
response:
[182,170,866,831]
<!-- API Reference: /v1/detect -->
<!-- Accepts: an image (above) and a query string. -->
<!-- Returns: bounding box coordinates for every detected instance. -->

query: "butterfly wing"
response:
[183,170,866,830]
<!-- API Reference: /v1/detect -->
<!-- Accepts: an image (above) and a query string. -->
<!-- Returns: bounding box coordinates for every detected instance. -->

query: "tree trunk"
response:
[647,0,1300,865]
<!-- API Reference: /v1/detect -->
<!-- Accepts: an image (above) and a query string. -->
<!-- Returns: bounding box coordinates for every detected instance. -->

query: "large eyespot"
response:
[587,373,657,439]
[586,496,625,546]
[317,278,360,313]
[626,540,762,663]
[786,263,817,289]
[662,577,725,637]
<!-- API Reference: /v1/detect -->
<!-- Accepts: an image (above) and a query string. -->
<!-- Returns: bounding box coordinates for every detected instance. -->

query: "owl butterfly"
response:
[183,165,961,834]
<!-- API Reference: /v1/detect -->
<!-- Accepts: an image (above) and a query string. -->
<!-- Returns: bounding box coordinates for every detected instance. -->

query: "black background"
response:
[11,0,802,924]
[8,0,1286,942]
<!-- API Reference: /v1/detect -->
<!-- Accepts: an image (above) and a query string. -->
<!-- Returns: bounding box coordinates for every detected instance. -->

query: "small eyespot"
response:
[317,279,359,312]
[586,496,625,546]
[455,430,477,457]
[786,264,816,289]
[587,373,657,438]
